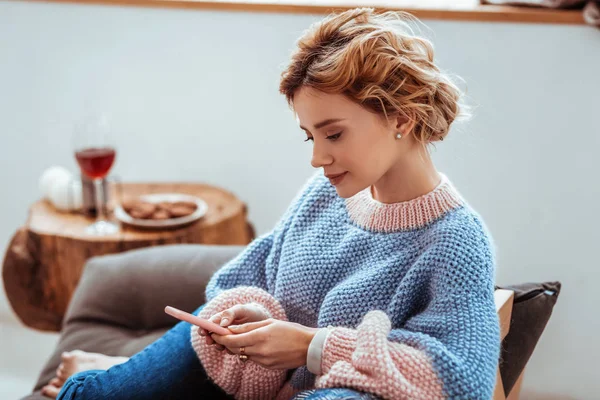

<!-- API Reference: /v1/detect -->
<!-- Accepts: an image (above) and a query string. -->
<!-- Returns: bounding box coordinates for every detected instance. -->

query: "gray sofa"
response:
[21,244,560,400]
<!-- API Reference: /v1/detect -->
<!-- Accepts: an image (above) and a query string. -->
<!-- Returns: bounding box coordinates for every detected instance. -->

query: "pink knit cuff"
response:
[317,310,445,400]
[190,286,289,400]
[320,327,357,373]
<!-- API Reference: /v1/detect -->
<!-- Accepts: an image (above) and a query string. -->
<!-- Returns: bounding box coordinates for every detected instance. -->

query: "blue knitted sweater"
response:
[203,171,500,399]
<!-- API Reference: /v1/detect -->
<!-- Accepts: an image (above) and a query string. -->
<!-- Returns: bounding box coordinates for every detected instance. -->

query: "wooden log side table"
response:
[2,182,255,332]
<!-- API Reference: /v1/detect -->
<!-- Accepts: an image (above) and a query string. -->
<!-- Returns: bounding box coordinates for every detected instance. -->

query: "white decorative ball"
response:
[39,166,73,200]
[48,177,83,211]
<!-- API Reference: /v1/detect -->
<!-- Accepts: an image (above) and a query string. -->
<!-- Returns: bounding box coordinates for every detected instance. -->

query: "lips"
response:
[326,171,348,186]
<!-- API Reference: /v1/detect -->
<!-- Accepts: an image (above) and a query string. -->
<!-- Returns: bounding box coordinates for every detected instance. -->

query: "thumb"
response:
[219,304,249,326]
[228,319,272,333]
[219,308,235,326]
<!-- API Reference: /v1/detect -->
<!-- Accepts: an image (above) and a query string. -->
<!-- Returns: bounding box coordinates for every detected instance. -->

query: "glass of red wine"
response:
[73,113,119,235]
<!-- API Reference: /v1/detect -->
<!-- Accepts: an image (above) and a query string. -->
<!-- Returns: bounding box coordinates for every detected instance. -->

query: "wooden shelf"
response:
[23,0,586,25]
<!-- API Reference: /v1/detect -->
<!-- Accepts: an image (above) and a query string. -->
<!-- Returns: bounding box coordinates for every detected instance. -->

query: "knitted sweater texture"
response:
[190,171,500,400]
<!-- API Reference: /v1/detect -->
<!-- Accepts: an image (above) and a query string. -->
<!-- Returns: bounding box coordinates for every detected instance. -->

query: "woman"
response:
[44,7,500,400]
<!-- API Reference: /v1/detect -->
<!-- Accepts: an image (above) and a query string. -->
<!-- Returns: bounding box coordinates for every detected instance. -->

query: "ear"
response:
[388,112,415,137]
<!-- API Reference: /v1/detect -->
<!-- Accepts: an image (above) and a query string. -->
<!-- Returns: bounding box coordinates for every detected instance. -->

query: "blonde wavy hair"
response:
[279,7,469,145]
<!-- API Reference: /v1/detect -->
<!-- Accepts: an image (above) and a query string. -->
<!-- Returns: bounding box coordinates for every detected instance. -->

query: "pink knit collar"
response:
[344,173,465,233]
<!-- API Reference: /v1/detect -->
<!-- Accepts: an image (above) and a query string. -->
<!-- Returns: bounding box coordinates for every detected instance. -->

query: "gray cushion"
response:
[22,244,244,400]
[495,281,561,394]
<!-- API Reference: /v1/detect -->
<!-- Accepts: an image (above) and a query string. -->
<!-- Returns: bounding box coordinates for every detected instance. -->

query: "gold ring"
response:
[238,346,248,362]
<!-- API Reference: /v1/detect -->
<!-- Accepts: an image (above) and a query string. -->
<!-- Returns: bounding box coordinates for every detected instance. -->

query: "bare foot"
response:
[41,350,129,398]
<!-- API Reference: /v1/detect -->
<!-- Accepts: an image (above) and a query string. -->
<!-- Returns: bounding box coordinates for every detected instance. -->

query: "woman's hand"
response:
[198,303,270,350]
[210,319,319,370]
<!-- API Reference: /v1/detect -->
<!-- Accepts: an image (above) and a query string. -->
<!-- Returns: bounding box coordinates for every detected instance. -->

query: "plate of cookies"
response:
[114,193,208,229]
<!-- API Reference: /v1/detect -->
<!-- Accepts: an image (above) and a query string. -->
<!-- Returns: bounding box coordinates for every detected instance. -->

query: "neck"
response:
[371,148,440,204]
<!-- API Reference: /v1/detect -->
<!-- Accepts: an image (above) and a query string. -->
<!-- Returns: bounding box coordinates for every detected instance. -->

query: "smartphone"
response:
[164,306,232,335]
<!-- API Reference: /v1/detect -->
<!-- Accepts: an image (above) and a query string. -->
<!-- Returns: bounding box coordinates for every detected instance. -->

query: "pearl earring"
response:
[396,133,402,139]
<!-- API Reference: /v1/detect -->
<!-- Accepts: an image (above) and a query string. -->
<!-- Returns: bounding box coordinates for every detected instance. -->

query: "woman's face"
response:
[293,86,413,199]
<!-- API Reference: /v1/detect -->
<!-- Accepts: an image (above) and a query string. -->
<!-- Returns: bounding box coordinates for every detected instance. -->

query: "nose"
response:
[311,142,333,169]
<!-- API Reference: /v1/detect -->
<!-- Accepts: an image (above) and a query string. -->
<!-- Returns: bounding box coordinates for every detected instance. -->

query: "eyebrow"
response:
[299,118,346,132]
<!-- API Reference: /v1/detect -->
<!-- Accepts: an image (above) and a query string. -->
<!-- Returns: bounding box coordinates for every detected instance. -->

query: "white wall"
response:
[0,1,598,398]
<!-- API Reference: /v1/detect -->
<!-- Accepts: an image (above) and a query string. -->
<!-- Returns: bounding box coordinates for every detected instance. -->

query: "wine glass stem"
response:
[94,178,107,223]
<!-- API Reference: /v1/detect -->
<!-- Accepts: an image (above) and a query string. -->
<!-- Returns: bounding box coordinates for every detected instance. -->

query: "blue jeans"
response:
[57,304,378,400]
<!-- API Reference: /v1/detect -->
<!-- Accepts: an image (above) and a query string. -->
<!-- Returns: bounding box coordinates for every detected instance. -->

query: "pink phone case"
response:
[164,306,232,335]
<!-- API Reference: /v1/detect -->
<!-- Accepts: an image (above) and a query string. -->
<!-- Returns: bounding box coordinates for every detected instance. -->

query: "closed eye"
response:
[303,132,342,143]
[327,132,342,141]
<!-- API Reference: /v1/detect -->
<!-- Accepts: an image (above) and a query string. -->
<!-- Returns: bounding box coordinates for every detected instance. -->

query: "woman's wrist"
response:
[303,326,320,351]
[296,324,320,368]
[305,326,332,374]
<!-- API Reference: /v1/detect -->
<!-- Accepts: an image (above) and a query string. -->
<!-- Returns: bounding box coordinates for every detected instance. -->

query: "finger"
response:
[227,319,272,334]
[209,313,222,324]
[211,330,261,349]
[219,307,239,326]
[199,328,213,344]
[222,344,258,356]
[210,332,223,345]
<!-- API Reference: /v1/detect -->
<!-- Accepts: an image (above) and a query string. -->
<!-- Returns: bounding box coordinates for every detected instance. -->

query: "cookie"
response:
[151,209,171,220]
[172,201,198,210]
[120,199,137,213]
[157,201,172,211]
[129,209,147,219]
[168,205,196,218]
[128,201,157,219]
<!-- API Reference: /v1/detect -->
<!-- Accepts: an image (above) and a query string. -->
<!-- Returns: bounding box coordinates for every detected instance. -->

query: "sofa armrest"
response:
[64,244,245,331]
